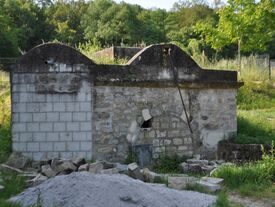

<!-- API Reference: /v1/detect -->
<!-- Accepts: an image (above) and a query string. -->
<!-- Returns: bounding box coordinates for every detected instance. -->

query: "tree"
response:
[198,0,275,60]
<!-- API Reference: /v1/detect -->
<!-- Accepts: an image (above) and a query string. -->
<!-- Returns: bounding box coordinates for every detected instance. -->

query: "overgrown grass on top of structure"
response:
[212,143,275,197]
[78,41,128,65]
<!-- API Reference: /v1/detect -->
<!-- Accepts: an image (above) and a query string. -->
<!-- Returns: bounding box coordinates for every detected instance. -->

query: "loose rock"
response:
[41,165,57,178]
[0,185,4,192]
[88,162,103,173]
[5,152,30,170]
[72,157,86,167]
[168,176,199,190]
[78,163,90,172]
[127,163,143,181]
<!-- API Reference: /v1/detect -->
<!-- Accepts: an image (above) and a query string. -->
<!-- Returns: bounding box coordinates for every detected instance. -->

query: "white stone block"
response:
[13,103,26,113]
[39,142,53,152]
[66,122,79,131]
[46,112,59,122]
[13,142,27,151]
[32,132,46,142]
[60,112,72,121]
[73,112,86,121]
[46,132,59,141]
[40,123,53,132]
[53,103,66,112]
[26,123,39,132]
[80,122,92,131]
[54,142,66,151]
[142,109,152,121]
[20,113,32,122]
[73,132,87,141]
[13,123,26,132]
[67,142,80,151]
[59,132,72,141]
[53,122,66,132]
[20,132,33,142]
[39,103,53,112]
[33,113,46,122]
[80,102,90,112]
[27,142,39,152]
[80,142,92,151]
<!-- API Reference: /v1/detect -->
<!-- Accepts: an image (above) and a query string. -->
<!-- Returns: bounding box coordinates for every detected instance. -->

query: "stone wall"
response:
[93,46,142,60]
[92,86,237,162]
[10,43,242,161]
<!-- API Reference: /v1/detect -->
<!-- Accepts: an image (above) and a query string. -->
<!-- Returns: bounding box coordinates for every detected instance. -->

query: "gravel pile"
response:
[10,172,216,207]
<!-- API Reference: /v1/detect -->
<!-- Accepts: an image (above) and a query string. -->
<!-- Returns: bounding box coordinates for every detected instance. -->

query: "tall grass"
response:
[212,143,275,196]
[195,54,273,82]
[0,72,11,163]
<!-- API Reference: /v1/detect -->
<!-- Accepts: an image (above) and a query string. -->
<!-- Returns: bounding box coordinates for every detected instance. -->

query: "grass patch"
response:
[237,82,275,110]
[213,192,244,207]
[0,171,26,207]
[152,154,189,174]
[212,145,275,196]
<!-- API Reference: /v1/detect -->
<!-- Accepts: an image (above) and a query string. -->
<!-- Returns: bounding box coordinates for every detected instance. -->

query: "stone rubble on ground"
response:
[9,172,217,207]
[1,153,224,197]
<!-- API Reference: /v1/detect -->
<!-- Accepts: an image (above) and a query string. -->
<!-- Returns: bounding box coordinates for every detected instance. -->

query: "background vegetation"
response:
[0,0,274,62]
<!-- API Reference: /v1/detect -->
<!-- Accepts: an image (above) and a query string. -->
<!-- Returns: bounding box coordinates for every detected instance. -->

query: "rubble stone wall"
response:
[93,86,237,161]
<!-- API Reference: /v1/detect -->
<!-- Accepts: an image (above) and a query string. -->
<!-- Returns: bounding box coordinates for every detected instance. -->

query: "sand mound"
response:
[10,172,216,207]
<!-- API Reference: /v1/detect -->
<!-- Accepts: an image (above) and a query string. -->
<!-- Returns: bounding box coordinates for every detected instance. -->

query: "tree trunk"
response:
[238,38,241,76]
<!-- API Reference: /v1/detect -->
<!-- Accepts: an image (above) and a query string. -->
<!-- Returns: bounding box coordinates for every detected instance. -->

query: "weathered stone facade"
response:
[10,43,242,161]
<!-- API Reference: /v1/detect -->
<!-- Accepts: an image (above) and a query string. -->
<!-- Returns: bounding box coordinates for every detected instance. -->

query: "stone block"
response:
[143,168,162,183]
[200,177,224,185]
[78,163,90,171]
[80,142,92,151]
[60,112,72,122]
[80,102,90,112]
[20,133,33,142]
[39,142,53,152]
[26,123,39,132]
[46,132,59,141]
[46,112,59,122]
[66,102,79,112]
[39,103,53,112]
[28,173,48,187]
[173,138,183,145]
[195,180,221,192]
[80,122,92,131]
[33,113,46,122]
[26,103,39,112]
[73,132,87,141]
[27,142,39,152]
[59,132,72,141]
[40,123,53,132]
[72,157,86,167]
[53,103,66,112]
[66,122,79,131]
[41,164,57,178]
[73,112,86,121]
[67,142,80,151]
[54,142,66,151]
[5,152,30,169]
[168,176,198,190]
[13,103,26,112]
[89,162,103,173]
[19,113,32,122]
[127,163,143,181]
[100,168,119,174]
[53,122,66,132]
[13,123,26,132]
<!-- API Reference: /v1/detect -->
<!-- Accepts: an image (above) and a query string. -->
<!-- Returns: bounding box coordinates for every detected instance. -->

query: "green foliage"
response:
[0,171,26,207]
[237,82,275,110]
[124,146,138,164]
[213,192,244,207]
[152,154,189,174]
[212,143,275,195]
